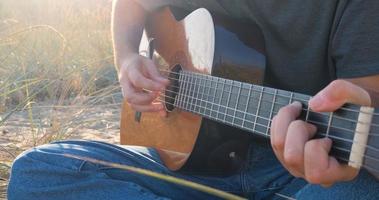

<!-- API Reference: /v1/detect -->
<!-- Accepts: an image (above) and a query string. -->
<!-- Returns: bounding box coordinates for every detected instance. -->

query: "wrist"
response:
[115,52,140,71]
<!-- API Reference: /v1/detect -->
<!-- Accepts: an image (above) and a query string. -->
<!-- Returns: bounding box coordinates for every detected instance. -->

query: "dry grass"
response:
[0,0,120,198]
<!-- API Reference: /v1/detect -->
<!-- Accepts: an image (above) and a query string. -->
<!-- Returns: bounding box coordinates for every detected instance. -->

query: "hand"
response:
[270,80,371,186]
[118,53,169,117]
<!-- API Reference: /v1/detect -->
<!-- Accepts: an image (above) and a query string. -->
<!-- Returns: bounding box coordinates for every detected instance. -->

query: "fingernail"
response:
[323,137,333,146]
[307,123,317,132]
[160,77,169,82]
[291,101,302,109]
[156,77,169,84]
[159,86,166,91]
[309,96,323,110]
[155,84,165,91]
[121,88,125,97]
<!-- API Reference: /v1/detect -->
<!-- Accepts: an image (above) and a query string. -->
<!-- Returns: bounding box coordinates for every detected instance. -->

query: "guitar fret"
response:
[174,74,179,107]
[200,75,206,113]
[195,74,201,113]
[217,78,226,121]
[289,92,294,104]
[189,74,196,112]
[210,76,218,118]
[175,73,182,107]
[179,71,186,109]
[242,84,252,128]
[232,82,242,126]
[326,112,334,138]
[253,86,264,134]
[203,75,211,115]
[201,76,211,115]
[182,73,188,108]
[190,74,196,112]
[184,72,191,110]
[267,89,278,136]
[186,74,192,111]
[209,76,216,116]
[193,75,199,112]
[181,72,187,110]
[224,81,232,122]
[305,96,311,122]
[199,75,206,115]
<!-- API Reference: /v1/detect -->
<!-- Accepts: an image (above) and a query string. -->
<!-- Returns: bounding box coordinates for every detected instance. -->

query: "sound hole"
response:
[165,64,182,111]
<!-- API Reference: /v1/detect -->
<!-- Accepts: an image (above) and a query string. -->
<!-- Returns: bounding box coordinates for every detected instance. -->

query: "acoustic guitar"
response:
[120,7,379,177]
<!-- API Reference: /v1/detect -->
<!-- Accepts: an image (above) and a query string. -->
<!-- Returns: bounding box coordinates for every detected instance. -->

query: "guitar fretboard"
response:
[173,70,361,162]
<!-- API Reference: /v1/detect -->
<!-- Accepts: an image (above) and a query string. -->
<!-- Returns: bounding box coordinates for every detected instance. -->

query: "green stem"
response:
[63,154,247,200]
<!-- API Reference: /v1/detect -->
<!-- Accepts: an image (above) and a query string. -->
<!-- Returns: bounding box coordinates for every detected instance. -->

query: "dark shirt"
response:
[137,0,379,95]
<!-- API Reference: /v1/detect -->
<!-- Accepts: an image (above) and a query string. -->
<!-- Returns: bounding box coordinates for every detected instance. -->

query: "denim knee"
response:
[7,143,89,199]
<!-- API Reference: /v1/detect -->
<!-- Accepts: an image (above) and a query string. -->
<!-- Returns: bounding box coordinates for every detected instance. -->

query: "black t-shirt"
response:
[137,0,379,95]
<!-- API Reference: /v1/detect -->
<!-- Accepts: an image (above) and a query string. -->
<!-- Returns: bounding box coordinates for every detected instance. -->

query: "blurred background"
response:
[0,0,120,197]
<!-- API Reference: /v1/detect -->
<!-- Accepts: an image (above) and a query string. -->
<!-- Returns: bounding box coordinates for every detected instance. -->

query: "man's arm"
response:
[272,0,379,185]
[270,75,379,186]
[112,0,169,115]
[112,0,145,71]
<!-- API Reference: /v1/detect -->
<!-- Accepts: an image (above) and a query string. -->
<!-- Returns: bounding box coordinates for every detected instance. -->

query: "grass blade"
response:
[64,153,247,200]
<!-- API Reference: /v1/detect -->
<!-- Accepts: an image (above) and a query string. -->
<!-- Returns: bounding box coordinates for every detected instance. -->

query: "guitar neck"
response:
[173,70,371,163]
[175,71,355,137]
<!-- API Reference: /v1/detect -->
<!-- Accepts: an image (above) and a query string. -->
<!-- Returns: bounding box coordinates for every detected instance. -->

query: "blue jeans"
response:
[7,140,379,200]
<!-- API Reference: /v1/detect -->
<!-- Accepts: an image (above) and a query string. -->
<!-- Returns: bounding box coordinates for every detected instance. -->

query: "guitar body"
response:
[121,7,265,173]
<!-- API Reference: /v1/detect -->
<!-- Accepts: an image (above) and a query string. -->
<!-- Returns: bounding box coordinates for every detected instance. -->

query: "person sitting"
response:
[7,0,379,199]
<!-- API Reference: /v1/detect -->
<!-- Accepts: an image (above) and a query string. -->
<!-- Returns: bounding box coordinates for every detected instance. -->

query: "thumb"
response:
[143,58,169,85]
[309,80,371,112]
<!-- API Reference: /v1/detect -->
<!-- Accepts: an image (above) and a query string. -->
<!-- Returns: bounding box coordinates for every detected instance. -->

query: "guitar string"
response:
[146,87,379,154]
[157,92,379,152]
[139,89,379,170]
[157,88,379,137]
[160,82,379,137]
[133,69,379,171]
[161,73,378,139]
[166,83,379,136]
[153,96,379,166]
[167,68,379,117]
[160,77,376,161]
[146,84,379,155]
[154,74,379,152]
[156,73,379,130]
[164,69,379,120]
[151,96,379,166]
[158,69,379,117]
[163,72,379,128]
